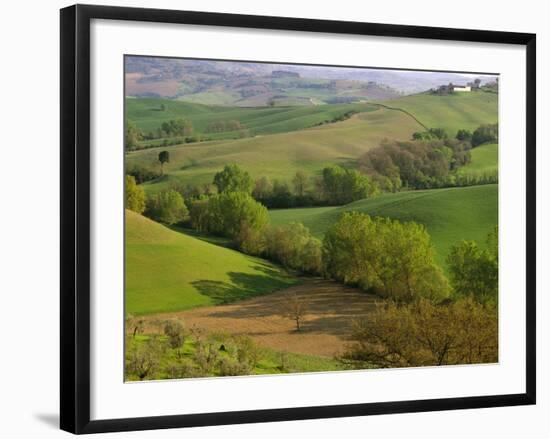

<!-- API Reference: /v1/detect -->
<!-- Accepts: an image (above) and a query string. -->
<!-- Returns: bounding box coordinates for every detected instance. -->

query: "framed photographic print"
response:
[60,4,536,434]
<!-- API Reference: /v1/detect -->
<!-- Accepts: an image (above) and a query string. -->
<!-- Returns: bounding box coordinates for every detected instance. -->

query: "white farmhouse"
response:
[451,84,471,92]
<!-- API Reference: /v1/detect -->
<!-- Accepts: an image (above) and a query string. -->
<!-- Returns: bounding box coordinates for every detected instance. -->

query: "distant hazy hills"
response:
[125,56,496,106]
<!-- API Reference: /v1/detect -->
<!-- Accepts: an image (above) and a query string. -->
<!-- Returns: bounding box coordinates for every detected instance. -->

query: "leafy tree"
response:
[292,171,308,197]
[125,175,146,214]
[320,165,373,204]
[252,176,273,201]
[264,223,323,274]
[204,192,269,249]
[446,226,498,302]
[158,150,170,175]
[342,297,498,368]
[125,119,143,150]
[472,123,498,147]
[270,179,293,208]
[146,189,188,224]
[323,212,449,301]
[213,164,253,194]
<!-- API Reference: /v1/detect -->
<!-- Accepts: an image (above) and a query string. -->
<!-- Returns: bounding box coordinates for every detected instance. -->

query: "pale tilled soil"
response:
[140,278,380,357]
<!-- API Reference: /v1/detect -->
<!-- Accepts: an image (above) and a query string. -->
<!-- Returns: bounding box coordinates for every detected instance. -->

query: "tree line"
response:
[359,123,498,190]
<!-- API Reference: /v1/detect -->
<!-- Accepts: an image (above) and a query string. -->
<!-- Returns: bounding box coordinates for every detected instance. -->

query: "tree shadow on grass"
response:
[191,268,294,305]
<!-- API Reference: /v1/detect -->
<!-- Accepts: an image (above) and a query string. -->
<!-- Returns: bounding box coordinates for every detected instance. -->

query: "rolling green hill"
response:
[125,210,297,315]
[456,143,498,177]
[269,184,498,268]
[126,98,378,141]
[127,107,423,194]
[378,91,498,135]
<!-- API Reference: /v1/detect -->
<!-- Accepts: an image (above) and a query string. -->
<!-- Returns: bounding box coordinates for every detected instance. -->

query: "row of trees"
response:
[413,123,498,148]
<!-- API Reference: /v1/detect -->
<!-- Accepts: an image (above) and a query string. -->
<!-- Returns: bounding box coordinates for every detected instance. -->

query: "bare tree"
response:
[280,292,309,332]
[126,314,145,338]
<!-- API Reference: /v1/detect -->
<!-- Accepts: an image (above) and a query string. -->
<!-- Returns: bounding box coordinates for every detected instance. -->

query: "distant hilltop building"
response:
[433,78,481,95]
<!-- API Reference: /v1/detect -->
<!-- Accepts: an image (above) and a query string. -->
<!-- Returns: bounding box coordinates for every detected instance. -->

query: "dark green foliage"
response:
[158,150,170,175]
[472,123,498,147]
[446,226,498,302]
[126,164,161,184]
[323,212,449,301]
[213,164,253,194]
[456,129,473,142]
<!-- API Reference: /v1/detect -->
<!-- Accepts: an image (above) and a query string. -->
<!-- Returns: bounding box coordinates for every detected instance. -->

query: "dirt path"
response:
[140,278,380,358]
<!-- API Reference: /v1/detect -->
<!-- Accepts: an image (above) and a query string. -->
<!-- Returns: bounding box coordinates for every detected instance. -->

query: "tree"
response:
[125,336,164,381]
[323,212,449,301]
[471,123,498,147]
[158,150,170,175]
[292,171,308,197]
[446,226,498,302]
[252,176,273,201]
[456,129,473,142]
[320,165,373,204]
[125,119,143,150]
[146,189,188,224]
[213,164,253,194]
[342,297,498,368]
[280,292,309,331]
[163,320,185,356]
[264,223,323,275]
[204,192,269,249]
[125,314,145,338]
[125,175,146,214]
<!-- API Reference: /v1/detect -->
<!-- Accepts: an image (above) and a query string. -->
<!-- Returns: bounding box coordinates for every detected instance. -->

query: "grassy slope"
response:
[269,185,498,268]
[377,91,498,134]
[126,98,377,140]
[456,143,498,176]
[126,210,297,315]
[127,107,423,194]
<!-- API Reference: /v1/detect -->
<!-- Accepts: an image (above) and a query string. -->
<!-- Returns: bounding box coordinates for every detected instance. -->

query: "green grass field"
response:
[126,98,377,140]
[125,210,297,315]
[456,143,498,177]
[269,184,498,268]
[377,91,498,135]
[127,107,423,194]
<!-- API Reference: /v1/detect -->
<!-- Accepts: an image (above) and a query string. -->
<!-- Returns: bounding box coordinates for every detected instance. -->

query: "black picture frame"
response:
[60,4,536,434]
